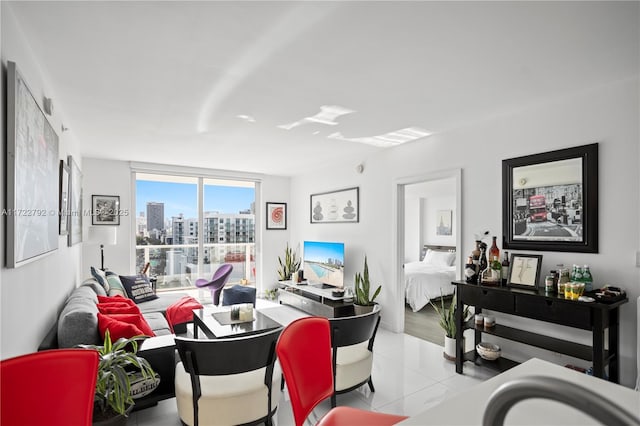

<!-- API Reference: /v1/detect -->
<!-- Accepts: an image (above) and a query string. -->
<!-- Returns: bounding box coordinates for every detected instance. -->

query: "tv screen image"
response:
[303,241,344,288]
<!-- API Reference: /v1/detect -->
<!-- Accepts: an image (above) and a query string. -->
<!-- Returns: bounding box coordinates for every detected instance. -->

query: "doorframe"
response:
[391,168,462,333]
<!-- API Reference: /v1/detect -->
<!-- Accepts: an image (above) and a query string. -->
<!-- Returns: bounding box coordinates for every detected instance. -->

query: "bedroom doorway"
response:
[393,169,462,343]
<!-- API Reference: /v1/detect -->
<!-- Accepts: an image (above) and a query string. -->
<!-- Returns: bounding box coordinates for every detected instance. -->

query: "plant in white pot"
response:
[353,256,381,315]
[79,330,157,426]
[430,293,469,361]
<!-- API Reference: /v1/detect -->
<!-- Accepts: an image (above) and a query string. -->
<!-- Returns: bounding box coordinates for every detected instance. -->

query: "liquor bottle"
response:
[477,243,488,284]
[472,240,481,261]
[489,236,500,266]
[582,265,593,292]
[491,256,502,282]
[465,256,478,283]
[501,251,510,285]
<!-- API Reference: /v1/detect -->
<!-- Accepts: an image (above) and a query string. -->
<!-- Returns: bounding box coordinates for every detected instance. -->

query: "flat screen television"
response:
[303,241,344,288]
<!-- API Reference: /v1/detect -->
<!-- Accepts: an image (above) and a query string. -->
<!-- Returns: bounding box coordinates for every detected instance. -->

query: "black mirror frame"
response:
[502,143,598,253]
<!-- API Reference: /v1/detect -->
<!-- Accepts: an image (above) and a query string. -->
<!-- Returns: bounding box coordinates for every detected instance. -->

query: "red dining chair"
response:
[0,348,99,426]
[276,317,408,426]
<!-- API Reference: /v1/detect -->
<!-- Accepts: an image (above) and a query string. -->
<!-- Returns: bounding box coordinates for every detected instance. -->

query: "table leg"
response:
[608,308,620,383]
[592,310,605,380]
[455,292,463,374]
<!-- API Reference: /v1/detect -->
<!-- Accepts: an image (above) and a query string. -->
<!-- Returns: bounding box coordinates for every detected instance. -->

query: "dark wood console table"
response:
[453,281,627,383]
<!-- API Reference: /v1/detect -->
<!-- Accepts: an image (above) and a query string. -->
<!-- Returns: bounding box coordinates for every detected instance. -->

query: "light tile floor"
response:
[129,300,498,426]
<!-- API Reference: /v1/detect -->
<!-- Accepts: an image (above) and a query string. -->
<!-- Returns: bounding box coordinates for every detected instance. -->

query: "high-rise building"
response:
[146,202,164,232]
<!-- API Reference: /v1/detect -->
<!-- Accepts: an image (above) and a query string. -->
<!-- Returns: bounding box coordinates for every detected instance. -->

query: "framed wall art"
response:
[502,143,598,253]
[266,202,287,230]
[5,61,59,267]
[310,187,359,223]
[92,195,121,225]
[436,209,452,236]
[67,155,83,246]
[59,160,70,235]
[506,253,543,289]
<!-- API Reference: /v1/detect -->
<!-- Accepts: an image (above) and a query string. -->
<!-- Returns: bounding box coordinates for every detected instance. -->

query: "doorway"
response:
[392,169,462,340]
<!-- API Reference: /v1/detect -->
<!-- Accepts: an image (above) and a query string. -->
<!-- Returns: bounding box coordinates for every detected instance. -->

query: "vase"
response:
[353,304,374,316]
[443,336,456,361]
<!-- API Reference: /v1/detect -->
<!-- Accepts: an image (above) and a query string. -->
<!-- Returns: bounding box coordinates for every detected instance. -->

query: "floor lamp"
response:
[88,226,118,271]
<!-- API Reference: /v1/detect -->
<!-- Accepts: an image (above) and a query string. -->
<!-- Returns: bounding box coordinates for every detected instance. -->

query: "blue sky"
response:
[136,180,254,219]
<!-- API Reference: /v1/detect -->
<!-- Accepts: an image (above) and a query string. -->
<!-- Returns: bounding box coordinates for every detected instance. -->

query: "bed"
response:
[404,245,457,312]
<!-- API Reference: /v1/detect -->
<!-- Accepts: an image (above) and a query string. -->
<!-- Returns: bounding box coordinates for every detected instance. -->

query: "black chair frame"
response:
[174,327,283,426]
[328,307,381,407]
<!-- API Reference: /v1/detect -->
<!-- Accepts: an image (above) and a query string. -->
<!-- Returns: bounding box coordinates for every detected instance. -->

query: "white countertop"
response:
[398,358,639,425]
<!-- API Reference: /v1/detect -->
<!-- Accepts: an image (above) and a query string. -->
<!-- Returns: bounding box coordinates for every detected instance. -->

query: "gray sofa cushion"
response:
[58,286,101,347]
[137,292,189,314]
[143,312,172,336]
[80,278,107,297]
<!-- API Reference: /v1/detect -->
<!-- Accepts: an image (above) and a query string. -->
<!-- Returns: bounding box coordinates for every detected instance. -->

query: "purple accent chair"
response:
[195,264,233,305]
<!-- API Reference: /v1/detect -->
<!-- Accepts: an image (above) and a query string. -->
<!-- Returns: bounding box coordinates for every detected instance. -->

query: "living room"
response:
[1,1,639,422]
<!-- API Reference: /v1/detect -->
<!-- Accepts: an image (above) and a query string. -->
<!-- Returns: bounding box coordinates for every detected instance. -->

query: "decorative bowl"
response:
[476,342,501,361]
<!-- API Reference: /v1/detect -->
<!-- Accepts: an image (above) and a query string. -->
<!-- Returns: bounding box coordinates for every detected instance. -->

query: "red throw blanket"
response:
[165,296,203,333]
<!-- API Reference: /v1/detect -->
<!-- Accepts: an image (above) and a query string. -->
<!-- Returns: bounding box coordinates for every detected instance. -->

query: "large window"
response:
[135,173,256,292]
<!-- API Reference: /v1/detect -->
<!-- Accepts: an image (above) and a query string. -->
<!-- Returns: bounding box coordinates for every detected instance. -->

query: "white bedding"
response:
[404,261,456,312]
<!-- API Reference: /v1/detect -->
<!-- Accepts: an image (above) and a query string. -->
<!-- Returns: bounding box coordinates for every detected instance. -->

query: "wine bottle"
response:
[489,236,500,265]
[501,251,510,285]
[478,243,488,284]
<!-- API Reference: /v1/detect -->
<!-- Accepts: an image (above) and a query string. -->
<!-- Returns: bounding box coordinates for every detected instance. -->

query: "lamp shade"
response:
[88,226,117,246]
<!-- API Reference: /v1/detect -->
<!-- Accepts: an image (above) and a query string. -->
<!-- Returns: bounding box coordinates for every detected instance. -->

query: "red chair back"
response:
[276,317,334,426]
[1,349,99,426]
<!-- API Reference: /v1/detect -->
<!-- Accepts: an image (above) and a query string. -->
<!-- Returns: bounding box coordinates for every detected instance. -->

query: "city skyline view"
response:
[136,180,255,222]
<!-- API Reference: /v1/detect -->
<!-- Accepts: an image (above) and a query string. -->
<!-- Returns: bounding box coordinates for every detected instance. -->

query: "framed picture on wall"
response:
[92,195,121,225]
[266,202,287,230]
[502,143,598,253]
[436,209,452,235]
[310,187,359,223]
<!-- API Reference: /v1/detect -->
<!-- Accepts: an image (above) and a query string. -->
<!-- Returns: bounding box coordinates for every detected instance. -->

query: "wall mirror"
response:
[502,143,598,253]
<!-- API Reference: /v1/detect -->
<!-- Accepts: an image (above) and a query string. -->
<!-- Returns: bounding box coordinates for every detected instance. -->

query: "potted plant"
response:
[430,292,469,360]
[277,243,301,281]
[353,256,381,315]
[79,330,156,425]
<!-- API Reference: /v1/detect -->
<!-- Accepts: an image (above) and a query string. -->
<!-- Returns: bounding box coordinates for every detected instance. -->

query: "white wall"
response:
[0,5,84,359]
[291,77,640,387]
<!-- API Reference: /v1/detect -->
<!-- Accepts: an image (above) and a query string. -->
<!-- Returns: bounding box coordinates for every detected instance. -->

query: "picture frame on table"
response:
[502,143,598,253]
[507,253,543,290]
[92,195,121,225]
[266,202,287,230]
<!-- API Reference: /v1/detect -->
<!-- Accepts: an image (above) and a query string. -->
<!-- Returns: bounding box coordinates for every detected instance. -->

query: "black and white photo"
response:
[92,195,121,225]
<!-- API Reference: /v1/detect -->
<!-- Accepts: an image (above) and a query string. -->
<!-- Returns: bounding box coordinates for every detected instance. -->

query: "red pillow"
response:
[106,314,155,337]
[97,303,141,315]
[98,295,135,306]
[97,313,145,342]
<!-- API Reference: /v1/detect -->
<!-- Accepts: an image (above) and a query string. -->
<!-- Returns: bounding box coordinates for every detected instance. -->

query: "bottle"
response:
[491,256,502,282]
[465,256,478,283]
[582,265,593,292]
[477,243,488,284]
[489,236,500,266]
[501,251,510,285]
[472,240,481,261]
[574,265,583,283]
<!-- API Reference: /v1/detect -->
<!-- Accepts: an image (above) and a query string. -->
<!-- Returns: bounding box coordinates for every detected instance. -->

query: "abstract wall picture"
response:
[310,187,359,223]
[5,61,59,267]
[266,202,287,230]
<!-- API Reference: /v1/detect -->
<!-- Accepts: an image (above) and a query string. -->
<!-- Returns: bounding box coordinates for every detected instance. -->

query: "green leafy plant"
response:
[354,256,381,306]
[277,243,301,280]
[429,293,470,338]
[79,330,156,421]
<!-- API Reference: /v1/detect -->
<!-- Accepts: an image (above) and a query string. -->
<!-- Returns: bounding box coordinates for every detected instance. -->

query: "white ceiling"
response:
[6,1,638,176]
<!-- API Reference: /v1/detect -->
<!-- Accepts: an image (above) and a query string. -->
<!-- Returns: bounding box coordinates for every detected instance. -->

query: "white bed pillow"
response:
[423,249,455,267]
